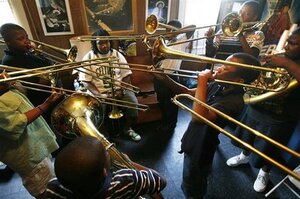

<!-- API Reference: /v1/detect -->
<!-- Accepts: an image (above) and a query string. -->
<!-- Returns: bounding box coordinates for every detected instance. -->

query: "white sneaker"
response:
[226,152,249,167]
[125,128,141,142]
[253,169,269,192]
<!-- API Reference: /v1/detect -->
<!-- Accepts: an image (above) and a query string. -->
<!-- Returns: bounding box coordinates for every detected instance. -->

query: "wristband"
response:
[37,106,45,114]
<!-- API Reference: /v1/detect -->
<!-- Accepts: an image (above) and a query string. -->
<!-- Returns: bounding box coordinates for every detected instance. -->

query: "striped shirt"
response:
[44,169,166,199]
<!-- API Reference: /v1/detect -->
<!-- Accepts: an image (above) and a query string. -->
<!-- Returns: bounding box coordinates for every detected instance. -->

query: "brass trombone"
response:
[15,80,148,111]
[145,14,179,34]
[172,93,300,182]
[222,12,265,37]
[29,39,78,62]
[150,36,291,93]
[0,58,119,83]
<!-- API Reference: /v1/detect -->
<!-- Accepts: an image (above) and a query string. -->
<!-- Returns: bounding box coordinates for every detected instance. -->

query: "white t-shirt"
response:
[78,49,132,94]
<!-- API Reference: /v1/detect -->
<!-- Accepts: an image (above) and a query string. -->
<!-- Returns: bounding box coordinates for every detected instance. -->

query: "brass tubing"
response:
[172,93,300,181]
[0,58,119,82]
[17,80,149,111]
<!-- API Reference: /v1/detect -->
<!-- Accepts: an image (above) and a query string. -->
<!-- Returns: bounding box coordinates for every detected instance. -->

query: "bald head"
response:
[55,136,109,196]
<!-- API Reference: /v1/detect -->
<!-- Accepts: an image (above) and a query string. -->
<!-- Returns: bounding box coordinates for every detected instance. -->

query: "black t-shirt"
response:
[181,82,245,166]
[2,49,52,106]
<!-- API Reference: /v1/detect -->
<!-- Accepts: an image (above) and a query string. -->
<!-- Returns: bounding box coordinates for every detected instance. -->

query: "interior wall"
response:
[18,0,180,56]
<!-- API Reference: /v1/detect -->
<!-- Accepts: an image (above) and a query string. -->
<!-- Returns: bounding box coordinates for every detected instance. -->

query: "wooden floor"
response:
[0,100,299,199]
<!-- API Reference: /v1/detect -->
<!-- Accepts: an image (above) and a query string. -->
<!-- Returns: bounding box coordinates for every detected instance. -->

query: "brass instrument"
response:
[222,12,265,37]
[107,60,124,119]
[151,36,291,94]
[51,93,133,168]
[16,80,148,111]
[76,35,141,42]
[243,79,298,104]
[29,39,78,62]
[51,93,162,199]
[145,14,179,34]
[143,11,264,47]
[0,58,118,83]
[172,93,300,182]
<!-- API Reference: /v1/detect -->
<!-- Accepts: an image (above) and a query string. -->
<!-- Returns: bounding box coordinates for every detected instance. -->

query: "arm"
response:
[153,73,196,96]
[82,81,101,96]
[239,34,260,57]
[192,69,217,123]
[205,27,218,57]
[25,91,62,123]
[263,55,300,83]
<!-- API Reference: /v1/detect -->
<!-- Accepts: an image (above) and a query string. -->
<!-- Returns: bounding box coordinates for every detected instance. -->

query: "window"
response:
[0,0,17,29]
[179,0,222,55]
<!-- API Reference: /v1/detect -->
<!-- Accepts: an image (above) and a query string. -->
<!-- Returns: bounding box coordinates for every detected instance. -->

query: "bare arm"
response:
[192,70,218,123]
[263,55,300,83]
[25,91,63,123]
[82,81,101,96]
[153,73,196,96]
[239,34,260,57]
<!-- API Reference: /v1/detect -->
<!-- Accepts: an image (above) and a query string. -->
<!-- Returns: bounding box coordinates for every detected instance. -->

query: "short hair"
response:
[91,29,113,54]
[230,52,261,84]
[241,1,262,18]
[167,20,182,29]
[0,23,25,41]
[55,136,108,196]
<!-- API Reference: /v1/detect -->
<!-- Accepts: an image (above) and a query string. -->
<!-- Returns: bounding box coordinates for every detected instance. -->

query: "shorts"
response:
[22,157,55,197]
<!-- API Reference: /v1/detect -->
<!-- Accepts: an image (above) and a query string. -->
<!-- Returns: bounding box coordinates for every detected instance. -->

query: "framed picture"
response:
[146,0,171,25]
[84,0,137,34]
[35,0,74,36]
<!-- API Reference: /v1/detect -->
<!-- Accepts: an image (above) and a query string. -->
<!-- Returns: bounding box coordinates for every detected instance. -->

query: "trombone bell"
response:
[30,39,78,62]
[222,12,243,37]
[145,14,179,34]
[109,107,124,119]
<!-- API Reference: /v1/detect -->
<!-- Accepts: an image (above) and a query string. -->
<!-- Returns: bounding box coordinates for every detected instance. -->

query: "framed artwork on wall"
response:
[146,0,171,25]
[84,0,137,34]
[35,0,74,36]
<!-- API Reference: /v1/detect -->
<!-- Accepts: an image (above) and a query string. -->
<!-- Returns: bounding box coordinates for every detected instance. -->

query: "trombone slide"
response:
[172,93,300,182]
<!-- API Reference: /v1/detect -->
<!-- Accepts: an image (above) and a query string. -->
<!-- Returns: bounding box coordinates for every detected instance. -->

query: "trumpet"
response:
[172,93,300,182]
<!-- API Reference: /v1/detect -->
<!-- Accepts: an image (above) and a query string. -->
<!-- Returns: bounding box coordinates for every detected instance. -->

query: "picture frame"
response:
[35,0,74,36]
[84,0,137,34]
[146,0,171,25]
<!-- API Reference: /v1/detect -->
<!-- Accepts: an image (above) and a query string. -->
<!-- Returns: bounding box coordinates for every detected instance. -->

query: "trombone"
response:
[149,36,291,93]
[29,39,78,62]
[172,93,300,182]
[15,80,148,112]
[145,14,179,34]
[0,58,119,83]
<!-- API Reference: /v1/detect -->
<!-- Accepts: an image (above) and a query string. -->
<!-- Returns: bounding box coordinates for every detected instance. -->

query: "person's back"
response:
[45,136,167,198]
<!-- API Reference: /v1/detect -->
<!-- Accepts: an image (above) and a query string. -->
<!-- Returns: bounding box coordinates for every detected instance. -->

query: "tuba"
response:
[51,93,134,169]
[51,93,164,198]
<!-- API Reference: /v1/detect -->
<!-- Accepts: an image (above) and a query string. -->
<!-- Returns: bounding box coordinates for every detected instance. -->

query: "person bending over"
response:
[44,136,167,198]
